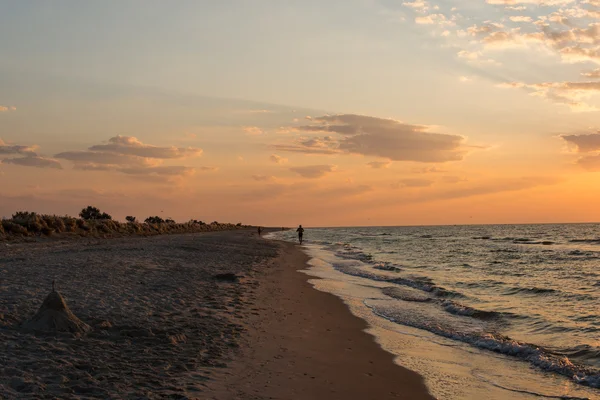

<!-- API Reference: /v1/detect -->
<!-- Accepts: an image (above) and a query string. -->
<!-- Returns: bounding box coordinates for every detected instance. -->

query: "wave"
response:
[502,286,557,295]
[570,239,600,244]
[386,277,467,299]
[373,263,402,273]
[366,302,600,389]
[381,286,431,302]
[441,300,502,320]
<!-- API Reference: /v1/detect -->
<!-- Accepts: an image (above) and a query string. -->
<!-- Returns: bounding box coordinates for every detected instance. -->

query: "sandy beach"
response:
[0,230,432,399]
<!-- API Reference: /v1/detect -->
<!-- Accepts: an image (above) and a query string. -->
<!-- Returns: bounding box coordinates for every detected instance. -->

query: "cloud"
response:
[2,156,62,169]
[497,80,600,111]
[199,166,219,172]
[441,175,468,184]
[55,136,203,181]
[509,16,533,22]
[423,177,561,202]
[392,178,434,188]
[0,139,37,156]
[89,135,202,159]
[118,166,196,177]
[0,106,16,112]
[55,151,156,167]
[252,175,276,182]
[270,154,288,164]
[318,184,373,197]
[582,69,600,78]
[576,154,600,170]
[412,166,447,173]
[283,114,471,162]
[561,132,600,152]
[243,126,264,135]
[289,164,336,178]
[367,161,392,169]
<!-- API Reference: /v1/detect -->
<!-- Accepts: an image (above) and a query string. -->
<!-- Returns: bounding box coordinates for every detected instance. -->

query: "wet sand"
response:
[208,238,434,400]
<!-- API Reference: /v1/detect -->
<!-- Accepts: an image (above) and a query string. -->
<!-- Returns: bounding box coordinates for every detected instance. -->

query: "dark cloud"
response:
[0,139,37,156]
[2,156,62,169]
[280,114,469,162]
[54,136,206,181]
[89,136,202,159]
[561,132,600,152]
[289,165,336,178]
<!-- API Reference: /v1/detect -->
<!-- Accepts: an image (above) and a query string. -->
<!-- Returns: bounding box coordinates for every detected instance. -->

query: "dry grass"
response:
[1,212,248,241]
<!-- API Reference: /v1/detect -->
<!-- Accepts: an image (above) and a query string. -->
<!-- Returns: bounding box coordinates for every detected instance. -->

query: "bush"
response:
[12,211,37,222]
[77,219,91,231]
[126,216,137,223]
[165,218,175,224]
[145,216,165,224]
[80,206,112,221]
[2,221,28,235]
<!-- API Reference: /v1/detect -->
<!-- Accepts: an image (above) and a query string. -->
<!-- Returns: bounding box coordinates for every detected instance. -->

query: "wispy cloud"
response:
[243,126,264,135]
[89,135,203,159]
[367,161,392,169]
[2,156,62,169]
[392,178,434,188]
[270,154,288,164]
[289,164,337,178]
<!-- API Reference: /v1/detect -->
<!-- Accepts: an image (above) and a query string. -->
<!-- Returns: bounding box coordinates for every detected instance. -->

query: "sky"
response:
[1,0,600,227]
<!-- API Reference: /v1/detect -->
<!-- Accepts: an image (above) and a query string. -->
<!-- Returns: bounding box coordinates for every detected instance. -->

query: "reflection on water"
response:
[268,224,600,399]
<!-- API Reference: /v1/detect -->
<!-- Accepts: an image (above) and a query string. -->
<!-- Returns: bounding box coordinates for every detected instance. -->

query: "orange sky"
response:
[1,1,600,226]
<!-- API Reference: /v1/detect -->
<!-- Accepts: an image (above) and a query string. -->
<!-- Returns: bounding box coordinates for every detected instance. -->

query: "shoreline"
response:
[208,239,434,399]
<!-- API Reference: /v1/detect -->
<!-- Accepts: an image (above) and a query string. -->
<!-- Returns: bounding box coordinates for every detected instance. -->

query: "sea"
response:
[266,224,600,399]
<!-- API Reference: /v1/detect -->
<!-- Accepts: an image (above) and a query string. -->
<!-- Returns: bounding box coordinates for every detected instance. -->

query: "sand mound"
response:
[22,290,91,334]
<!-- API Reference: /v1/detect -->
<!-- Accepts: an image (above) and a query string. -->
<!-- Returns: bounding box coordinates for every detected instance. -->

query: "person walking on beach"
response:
[257,226,262,236]
[296,225,304,244]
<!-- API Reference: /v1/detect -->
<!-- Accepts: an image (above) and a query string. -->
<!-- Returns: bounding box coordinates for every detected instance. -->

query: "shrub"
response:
[12,211,37,222]
[165,218,175,224]
[80,206,112,221]
[77,219,90,231]
[126,216,137,223]
[2,221,28,235]
[63,216,78,232]
[41,226,55,236]
[145,216,165,224]
[236,223,242,226]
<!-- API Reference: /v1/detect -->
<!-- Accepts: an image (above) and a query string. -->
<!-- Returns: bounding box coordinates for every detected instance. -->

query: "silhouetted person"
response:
[296,225,304,244]
[257,226,262,236]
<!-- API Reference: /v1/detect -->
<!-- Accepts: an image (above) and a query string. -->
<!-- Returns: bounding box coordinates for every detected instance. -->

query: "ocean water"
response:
[267,224,600,399]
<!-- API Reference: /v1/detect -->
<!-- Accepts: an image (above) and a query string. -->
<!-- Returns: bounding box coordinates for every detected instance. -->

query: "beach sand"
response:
[0,230,433,399]
[208,237,434,400]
